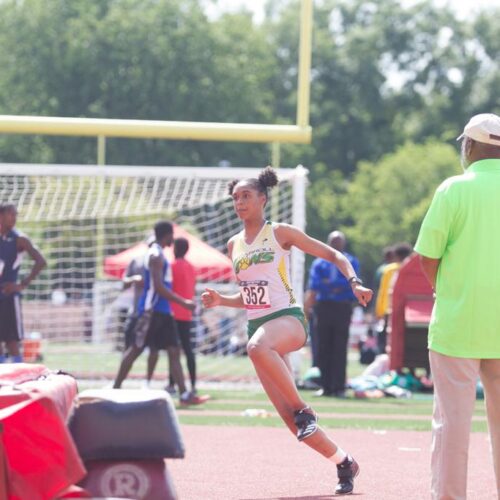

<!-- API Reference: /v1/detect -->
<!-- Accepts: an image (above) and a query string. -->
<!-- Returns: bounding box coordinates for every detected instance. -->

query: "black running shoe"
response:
[335,455,360,495]
[293,407,318,441]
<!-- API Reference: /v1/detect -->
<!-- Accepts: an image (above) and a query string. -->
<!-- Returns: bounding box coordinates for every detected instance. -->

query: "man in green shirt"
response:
[415,113,500,500]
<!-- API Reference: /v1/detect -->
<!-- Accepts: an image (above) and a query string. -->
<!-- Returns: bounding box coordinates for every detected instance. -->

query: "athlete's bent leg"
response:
[248,317,342,456]
[113,345,143,388]
[248,316,359,493]
[247,316,307,408]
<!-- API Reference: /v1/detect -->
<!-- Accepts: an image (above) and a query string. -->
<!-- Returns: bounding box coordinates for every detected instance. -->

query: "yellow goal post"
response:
[0,0,313,164]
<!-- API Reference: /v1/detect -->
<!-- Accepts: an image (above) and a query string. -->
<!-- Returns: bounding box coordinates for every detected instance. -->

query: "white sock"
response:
[329,447,347,465]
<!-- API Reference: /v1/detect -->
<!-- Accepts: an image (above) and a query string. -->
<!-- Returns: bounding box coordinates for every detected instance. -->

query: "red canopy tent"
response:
[103,224,234,282]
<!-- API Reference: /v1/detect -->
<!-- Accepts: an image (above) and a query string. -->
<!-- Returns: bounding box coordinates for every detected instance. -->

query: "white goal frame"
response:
[0,163,308,380]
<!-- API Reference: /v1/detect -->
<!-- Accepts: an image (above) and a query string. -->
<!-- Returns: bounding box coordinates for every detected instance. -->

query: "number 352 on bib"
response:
[239,280,271,310]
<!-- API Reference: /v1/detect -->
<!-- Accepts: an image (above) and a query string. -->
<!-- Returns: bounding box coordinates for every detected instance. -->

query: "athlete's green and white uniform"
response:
[231,221,307,338]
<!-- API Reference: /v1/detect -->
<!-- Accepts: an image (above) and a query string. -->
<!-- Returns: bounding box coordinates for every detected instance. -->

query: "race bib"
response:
[239,280,271,310]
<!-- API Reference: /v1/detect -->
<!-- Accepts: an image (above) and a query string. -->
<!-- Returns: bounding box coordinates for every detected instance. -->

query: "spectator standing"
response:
[112,221,204,406]
[372,246,395,303]
[167,237,199,395]
[374,242,412,354]
[415,113,500,499]
[0,204,46,363]
[305,231,360,398]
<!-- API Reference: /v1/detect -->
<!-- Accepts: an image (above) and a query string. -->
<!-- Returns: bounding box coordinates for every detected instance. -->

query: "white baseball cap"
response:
[457,113,500,146]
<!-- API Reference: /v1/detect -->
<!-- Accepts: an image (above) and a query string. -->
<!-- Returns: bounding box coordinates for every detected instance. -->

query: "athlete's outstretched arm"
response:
[201,288,245,309]
[201,237,245,309]
[275,224,357,278]
[275,224,373,307]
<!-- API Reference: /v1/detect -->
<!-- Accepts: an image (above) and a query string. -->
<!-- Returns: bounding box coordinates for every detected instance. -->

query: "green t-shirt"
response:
[414,158,500,358]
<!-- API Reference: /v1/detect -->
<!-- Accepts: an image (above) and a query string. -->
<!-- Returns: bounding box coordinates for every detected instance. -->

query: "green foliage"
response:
[266,0,489,172]
[261,0,498,251]
[0,0,498,274]
[0,0,278,165]
[342,141,461,280]
[471,11,500,113]
[306,165,349,240]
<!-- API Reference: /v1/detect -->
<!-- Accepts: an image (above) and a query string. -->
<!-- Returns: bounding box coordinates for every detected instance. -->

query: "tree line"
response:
[0,0,498,280]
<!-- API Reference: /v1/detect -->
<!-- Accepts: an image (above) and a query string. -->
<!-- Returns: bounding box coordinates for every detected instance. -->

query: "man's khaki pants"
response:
[430,350,500,500]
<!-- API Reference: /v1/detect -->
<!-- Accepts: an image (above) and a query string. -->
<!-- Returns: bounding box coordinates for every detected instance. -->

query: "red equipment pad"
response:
[0,364,48,386]
[0,396,86,500]
[0,364,78,422]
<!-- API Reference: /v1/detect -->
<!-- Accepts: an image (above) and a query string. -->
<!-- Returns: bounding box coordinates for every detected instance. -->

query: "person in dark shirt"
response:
[305,231,360,397]
[0,203,46,362]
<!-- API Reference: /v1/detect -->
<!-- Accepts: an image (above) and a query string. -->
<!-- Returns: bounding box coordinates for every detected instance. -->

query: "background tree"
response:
[0,0,498,275]
[342,141,461,281]
[263,0,498,251]
[0,0,278,166]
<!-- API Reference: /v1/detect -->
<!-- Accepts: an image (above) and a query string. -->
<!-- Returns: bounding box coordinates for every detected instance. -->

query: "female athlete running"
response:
[201,167,373,495]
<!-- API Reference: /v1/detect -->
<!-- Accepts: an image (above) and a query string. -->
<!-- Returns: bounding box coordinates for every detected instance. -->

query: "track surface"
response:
[169,425,496,499]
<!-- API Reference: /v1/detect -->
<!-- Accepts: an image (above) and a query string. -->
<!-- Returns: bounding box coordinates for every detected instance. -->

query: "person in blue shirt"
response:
[112,221,204,406]
[305,231,360,397]
[0,203,46,363]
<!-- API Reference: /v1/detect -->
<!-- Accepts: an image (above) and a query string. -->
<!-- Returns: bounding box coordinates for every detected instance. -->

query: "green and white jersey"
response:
[232,221,297,320]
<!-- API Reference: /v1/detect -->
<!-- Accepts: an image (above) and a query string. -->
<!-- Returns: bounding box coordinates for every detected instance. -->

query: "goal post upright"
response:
[291,165,308,306]
[297,0,313,129]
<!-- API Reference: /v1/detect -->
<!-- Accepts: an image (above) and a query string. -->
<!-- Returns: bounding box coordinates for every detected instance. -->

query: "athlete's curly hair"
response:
[227,166,278,200]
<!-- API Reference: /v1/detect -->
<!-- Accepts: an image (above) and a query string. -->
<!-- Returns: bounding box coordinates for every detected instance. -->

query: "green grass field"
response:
[172,388,487,432]
[41,342,368,381]
[41,342,488,433]
[74,384,487,433]
[42,342,259,380]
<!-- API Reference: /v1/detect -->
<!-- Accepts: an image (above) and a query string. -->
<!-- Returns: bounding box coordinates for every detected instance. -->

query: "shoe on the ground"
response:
[335,455,360,495]
[293,407,318,441]
[314,388,334,397]
[165,384,177,396]
[179,391,210,406]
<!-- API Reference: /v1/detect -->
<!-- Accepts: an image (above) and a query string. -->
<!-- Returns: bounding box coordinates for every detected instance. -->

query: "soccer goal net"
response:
[0,163,307,384]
